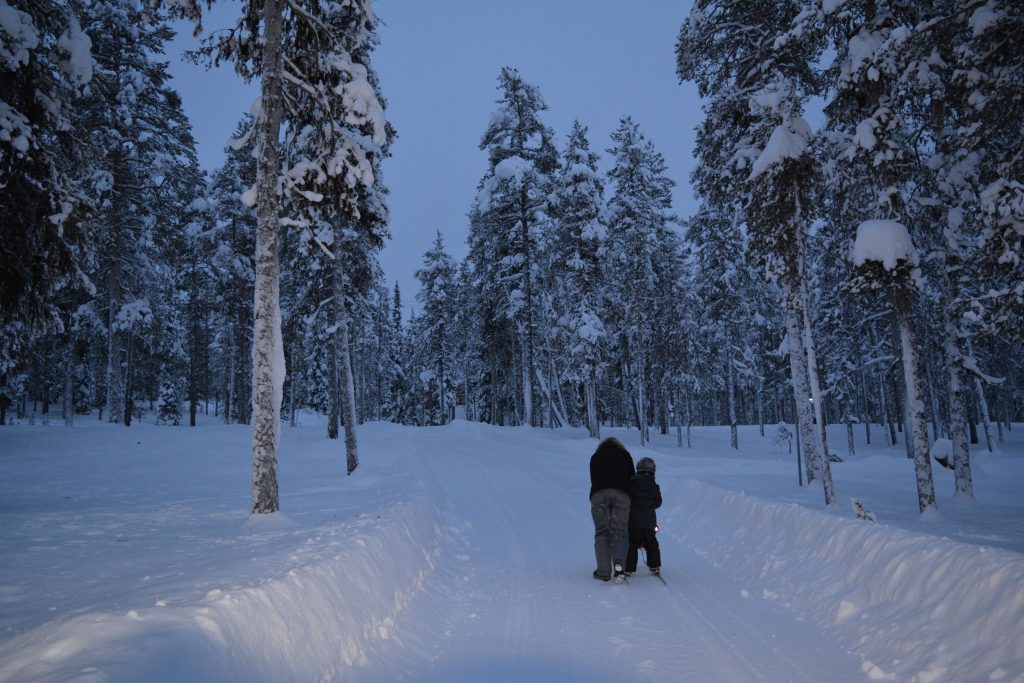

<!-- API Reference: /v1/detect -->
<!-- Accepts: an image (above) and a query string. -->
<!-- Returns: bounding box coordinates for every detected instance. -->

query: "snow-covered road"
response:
[395,423,864,682]
[1,418,1022,682]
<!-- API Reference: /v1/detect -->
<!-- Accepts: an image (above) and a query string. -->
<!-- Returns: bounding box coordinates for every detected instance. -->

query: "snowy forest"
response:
[2,0,1022,518]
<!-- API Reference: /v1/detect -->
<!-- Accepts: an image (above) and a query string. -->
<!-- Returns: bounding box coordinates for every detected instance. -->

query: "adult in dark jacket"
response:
[589,437,635,581]
[626,456,662,574]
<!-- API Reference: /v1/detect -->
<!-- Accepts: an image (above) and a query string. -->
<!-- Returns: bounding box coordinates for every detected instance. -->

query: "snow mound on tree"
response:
[748,118,810,179]
[852,219,919,270]
[673,479,1024,682]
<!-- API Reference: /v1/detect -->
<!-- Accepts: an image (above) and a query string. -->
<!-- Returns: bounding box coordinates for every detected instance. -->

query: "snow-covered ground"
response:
[1,415,1022,682]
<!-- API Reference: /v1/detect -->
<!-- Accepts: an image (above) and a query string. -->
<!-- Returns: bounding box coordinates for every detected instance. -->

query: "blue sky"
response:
[167,1,701,312]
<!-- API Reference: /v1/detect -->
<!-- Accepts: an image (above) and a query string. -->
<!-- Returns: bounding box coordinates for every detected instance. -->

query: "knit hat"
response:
[636,457,656,474]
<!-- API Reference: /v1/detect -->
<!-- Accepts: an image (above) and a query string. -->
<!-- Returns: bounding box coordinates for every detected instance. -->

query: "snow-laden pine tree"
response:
[206,116,257,425]
[77,0,197,427]
[852,220,936,512]
[804,0,944,508]
[171,0,391,507]
[957,0,1023,350]
[470,67,558,426]
[686,205,759,451]
[605,117,675,447]
[547,120,607,437]
[387,281,408,422]
[415,230,457,425]
[280,0,391,476]
[678,0,836,504]
[0,0,93,380]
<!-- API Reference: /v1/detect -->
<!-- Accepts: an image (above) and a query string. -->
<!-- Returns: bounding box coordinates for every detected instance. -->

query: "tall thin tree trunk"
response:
[123,335,133,427]
[333,234,360,474]
[727,350,738,450]
[327,299,340,439]
[64,333,74,427]
[105,275,124,425]
[757,374,765,437]
[943,316,972,497]
[845,402,855,458]
[521,333,532,427]
[893,288,937,512]
[686,392,692,448]
[801,299,835,503]
[975,377,994,453]
[880,369,896,446]
[225,349,234,424]
[636,351,647,447]
[858,349,871,445]
[250,0,286,515]
[785,291,820,486]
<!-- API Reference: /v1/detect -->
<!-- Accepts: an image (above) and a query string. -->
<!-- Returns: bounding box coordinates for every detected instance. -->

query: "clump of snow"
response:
[969,1,1002,37]
[56,16,92,86]
[749,118,811,179]
[931,438,954,470]
[853,117,879,151]
[842,28,884,83]
[0,0,38,69]
[852,219,919,270]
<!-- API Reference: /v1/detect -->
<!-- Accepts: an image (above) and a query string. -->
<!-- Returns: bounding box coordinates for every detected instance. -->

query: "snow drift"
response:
[0,487,446,683]
[672,479,1024,682]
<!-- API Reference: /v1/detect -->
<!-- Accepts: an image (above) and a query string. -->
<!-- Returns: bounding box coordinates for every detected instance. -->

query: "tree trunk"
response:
[757,375,765,437]
[250,0,286,515]
[893,288,937,513]
[784,291,820,486]
[333,237,360,475]
[858,349,871,445]
[943,306,972,497]
[727,351,738,450]
[975,377,994,453]
[880,369,896,446]
[123,335,133,427]
[636,351,647,447]
[236,302,249,423]
[586,366,599,438]
[105,278,125,425]
[64,333,74,427]
[327,297,340,439]
[845,405,855,458]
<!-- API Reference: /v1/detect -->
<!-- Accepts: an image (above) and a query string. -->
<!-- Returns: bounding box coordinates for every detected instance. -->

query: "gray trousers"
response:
[591,488,630,578]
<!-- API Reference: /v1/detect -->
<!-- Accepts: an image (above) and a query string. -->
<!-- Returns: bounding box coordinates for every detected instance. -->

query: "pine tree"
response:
[207,116,257,425]
[678,0,836,504]
[76,1,198,427]
[0,0,93,380]
[470,67,558,426]
[605,117,675,447]
[547,120,607,437]
[415,230,457,424]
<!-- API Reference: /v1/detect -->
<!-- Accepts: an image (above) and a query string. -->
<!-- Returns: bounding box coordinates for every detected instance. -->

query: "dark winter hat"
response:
[637,457,656,474]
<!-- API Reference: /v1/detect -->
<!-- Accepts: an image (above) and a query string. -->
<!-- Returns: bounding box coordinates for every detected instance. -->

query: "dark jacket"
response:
[589,439,636,499]
[628,473,662,528]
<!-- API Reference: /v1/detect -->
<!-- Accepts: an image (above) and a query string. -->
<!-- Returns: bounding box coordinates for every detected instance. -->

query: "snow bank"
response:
[672,479,1024,682]
[0,491,446,683]
[852,219,919,270]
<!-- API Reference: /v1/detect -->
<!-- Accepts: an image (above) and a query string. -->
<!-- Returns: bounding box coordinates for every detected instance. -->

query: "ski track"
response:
[390,427,865,683]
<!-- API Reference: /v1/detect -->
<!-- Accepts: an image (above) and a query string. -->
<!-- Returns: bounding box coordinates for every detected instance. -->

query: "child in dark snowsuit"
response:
[625,456,662,575]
